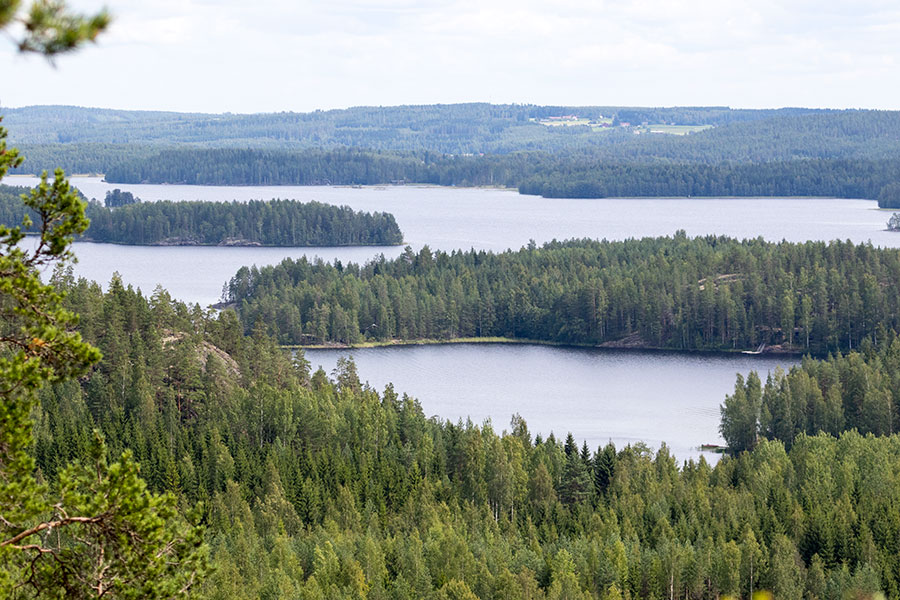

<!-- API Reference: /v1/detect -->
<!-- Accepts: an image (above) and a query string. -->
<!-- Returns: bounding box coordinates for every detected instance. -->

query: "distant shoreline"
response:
[287,336,805,358]
[3,176,878,201]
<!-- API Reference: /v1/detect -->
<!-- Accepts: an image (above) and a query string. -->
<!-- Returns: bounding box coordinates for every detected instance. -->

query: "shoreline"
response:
[2,175,883,201]
[287,336,805,358]
[14,231,405,248]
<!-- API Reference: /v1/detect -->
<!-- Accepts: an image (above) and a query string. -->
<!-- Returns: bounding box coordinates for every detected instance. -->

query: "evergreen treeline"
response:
[889,213,900,231]
[34,272,900,599]
[98,151,900,201]
[0,183,31,224]
[721,339,900,453]
[104,187,140,207]
[225,235,900,355]
[83,199,403,246]
[10,106,900,162]
[4,104,826,153]
[0,191,403,246]
[519,158,900,200]
[879,183,900,208]
[12,142,160,175]
[11,106,900,201]
[103,148,465,186]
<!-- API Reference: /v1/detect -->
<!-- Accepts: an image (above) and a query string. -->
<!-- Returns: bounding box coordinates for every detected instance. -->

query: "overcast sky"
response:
[2,0,899,113]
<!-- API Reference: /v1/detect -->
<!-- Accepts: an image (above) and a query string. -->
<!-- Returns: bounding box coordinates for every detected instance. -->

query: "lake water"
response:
[6,176,898,305]
[3,176,881,460]
[304,344,796,462]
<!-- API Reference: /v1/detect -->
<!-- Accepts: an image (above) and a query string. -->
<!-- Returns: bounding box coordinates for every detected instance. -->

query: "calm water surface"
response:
[7,176,898,305]
[304,344,796,462]
[2,177,875,460]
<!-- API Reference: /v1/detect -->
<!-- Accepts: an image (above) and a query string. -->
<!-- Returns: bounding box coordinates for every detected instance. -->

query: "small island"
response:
[224,235,900,356]
[889,212,900,232]
[0,186,404,246]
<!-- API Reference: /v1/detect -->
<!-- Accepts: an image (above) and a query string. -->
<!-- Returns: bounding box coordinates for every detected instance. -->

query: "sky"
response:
[2,0,900,113]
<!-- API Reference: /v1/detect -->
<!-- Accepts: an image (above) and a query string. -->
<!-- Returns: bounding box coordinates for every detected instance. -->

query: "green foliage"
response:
[5,104,820,152]
[1,18,207,585]
[519,158,900,200]
[5,434,208,598]
[104,188,140,208]
[0,0,109,57]
[30,273,900,599]
[84,199,403,246]
[7,105,900,161]
[0,149,207,597]
[888,213,900,231]
[100,151,900,201]
[10,106,900,201]
[0,193,404,247]
[720,373,762,454]
[722,336,900,451]
[225,235,900,355]
[878,183,900,209]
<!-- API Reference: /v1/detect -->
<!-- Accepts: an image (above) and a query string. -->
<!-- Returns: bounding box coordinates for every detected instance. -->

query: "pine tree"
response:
[0,7,207,596]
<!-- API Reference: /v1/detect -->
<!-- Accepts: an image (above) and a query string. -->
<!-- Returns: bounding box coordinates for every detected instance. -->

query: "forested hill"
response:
[10,105,900,162]
[721,339,900,454]
[8,105,900,200]
[3,104,825,152]
[0,187,403,246]
[31,272,900,599]
[225,235,900,355]
[9,105,900,200]
[94,149,900,201]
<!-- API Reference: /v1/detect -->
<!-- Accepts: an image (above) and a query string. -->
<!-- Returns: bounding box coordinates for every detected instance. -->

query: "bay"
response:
[304,343,796,462]
[3,176,876,460]
[6,176,898,305]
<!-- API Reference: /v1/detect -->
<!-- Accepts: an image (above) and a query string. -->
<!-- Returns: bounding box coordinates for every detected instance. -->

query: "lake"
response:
[6,176,898,306]
[303,343,796,462]
[3,176,879,460]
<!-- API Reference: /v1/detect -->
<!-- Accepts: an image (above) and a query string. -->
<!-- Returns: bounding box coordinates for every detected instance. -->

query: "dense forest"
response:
[879,183,900,208]
[518,158,900,200]
[10,105,900,201]
[28,271,900,599]
[14,149,900,200]
[0,188,403,246]
[4,104,828,153]
[84,150,900,203]
[720,339,900,453]
[8,6,900,597]
[889,213,900,231]
[102,148,464,186]
[224,235,900,355]
[82,199,403,246]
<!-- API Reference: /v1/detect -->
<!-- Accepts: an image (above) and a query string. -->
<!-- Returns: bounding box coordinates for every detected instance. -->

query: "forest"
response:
[889,213,900,231]
[89,150,900,203]
[11,151,900,201]
[223,235,900,356]
[25,271,900,599]
[879,183,900,208]
[4,104,830,153]
[0,187,403,246]
[9,107,900,203]
[518,158,900,200]
[720,339,900,452]
[7,3,900,597]
[6,170,900,598]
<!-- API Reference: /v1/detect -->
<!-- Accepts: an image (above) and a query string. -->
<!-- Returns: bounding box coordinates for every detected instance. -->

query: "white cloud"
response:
[1,0,900,111]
